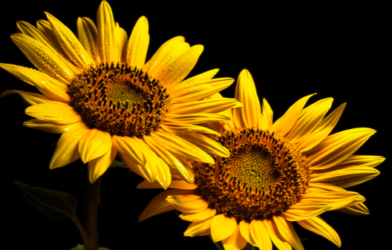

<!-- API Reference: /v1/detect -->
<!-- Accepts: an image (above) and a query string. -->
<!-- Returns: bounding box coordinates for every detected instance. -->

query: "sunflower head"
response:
[0,0,240,186]
[139,69,384,250]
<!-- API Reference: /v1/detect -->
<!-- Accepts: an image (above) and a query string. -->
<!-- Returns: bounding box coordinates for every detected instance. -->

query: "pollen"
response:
[193,128,312,222]
[68,63,171,137]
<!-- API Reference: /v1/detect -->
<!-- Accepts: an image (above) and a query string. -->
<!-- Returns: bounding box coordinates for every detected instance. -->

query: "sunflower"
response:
[138,69,384,249]
[0,0,239,186]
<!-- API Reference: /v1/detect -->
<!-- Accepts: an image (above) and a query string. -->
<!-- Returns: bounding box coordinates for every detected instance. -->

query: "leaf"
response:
[109,159,126,169]
[15,181,78,221]
[70,244,111,250]
[242,243,256,250]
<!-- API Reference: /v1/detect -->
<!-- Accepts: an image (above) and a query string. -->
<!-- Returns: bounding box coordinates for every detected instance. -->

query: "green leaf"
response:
[109,160,126,169]
[70,244,111,250]
[15,181,78,221]
[242,243,256,250]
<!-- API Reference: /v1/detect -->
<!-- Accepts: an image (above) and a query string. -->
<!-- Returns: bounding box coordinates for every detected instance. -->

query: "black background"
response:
[1,0,391,249]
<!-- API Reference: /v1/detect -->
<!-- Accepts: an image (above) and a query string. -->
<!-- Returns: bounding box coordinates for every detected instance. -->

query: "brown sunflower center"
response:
[193,128,311,222]
[68,63,171,137]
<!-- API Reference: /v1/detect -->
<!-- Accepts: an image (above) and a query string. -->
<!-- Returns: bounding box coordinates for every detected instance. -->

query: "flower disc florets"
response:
[69,63,171,137]
[193,128,312,222]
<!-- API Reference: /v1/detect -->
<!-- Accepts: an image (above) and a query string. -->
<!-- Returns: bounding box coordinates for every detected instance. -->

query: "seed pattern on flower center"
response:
[193,128,311,222]
[69,63,171,137]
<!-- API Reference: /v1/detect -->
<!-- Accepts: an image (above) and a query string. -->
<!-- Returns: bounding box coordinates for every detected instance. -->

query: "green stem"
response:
[85,177,101,250]
[68,214,93,249]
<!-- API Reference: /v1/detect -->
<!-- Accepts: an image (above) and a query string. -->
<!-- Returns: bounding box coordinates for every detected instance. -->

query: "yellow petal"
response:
[88,142,117,183]
[145,38,190,80]
[0,63,69,102]
[134,137,159,183]
[45,12,95,68]
[165,112,230,124]
[115,22,128,62]
[11,33,75,83]
[154,157,172,189]
[324,155,386,172]
[170,98,240,114]
[273,216,304,250]
[26,101,81,124]
[159,45,204,87]
[211,214,237,242]
[239,221,256,246]
[161,124,221,137]
[233,69,261,128]
[126,16,149,69]
[222,224,248,250]
[114,135,145,166]
[184,218,213,237]
[286,98,333,143]
[297,216,341,247]
[139,189,194,222]
[310,166,380,188]
[180,208,216,222]
[306,128,376,170]
[96,0,116,63]
[272,93,316,137]
[23,119,81,134]
[180,133,230,158]
[150,131,214,164]
[49,124,87,169]
[1,90,49,105]
[171,77,234,103]
[166,195,208,213]
[169,68,219,94]
[143,135,195,183]
[297,103,346,152]
[263,219,292,250]
[120,155,153,183]
[77,17,100,64]
[283,203,330,221]
[337,202,369,216]
[250,220,272,250]
[258,98,273,131]
[78,128,112,163]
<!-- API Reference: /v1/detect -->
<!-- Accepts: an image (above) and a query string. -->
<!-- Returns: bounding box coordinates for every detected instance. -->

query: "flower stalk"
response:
[85,176,101,250]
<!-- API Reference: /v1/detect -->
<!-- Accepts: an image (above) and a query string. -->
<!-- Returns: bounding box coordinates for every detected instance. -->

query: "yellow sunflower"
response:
[138,69,384,249]
[0,0,238,186]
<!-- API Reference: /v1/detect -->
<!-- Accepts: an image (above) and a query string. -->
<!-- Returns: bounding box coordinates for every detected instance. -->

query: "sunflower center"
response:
[68,63,171,137]
[193,128,311,222]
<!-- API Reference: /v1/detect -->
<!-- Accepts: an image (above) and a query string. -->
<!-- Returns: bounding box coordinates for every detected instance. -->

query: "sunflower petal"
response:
[180,208,216,222]
[272,94,316,137]
[239,221,256,246]
[222,224,248,250]
[115,23,128,62]
[164,112,230,124]
[310,166,380,188]
[283,203,330,221]
[211,214,237,242]
[78,128,112,163]
[169,68,219,93]
[49,124,87,169]
[250,220,273,250]
[139,189,194,222]
[1,90,49,105]
[137,179,197,190]
[171,77,234,103]
[297,216,341,247]
[263,219,292,250]
[170,98,240,114]
[26,101,81,124]
[180,133,229,158]
[23,119,81,133]
[126,16,149,69]
[161,124,221,137]
[286,98,333,143]
[97,0,116,63]
[323,155,386,172]
[166,195,208,214]
[306,128,376,170]
[45,12,95,68]
[11,33,75,82]
[232,69,261,129]
[154,157,171,189]
[184,218,213,237]
[273,216,304,250]
[258,98,273,131]
[88,142,117,183]
[297,103,346,152]
[77,17,100,64]
[114,135,145,166]
[337,202,369,216]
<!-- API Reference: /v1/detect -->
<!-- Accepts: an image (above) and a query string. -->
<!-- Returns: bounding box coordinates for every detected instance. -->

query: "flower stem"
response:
[85,176,101,250]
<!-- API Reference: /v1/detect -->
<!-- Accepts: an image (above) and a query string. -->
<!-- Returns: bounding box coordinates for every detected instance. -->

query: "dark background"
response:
[1,0,391,249]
